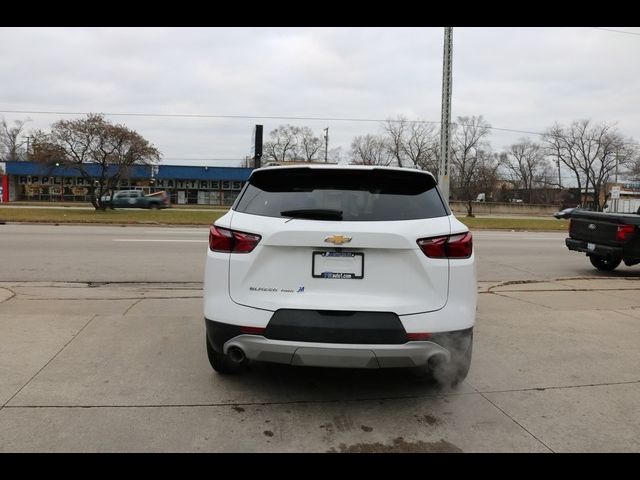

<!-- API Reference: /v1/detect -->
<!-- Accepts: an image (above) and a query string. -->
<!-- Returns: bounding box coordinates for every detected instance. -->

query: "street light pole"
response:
[324,128,329,163]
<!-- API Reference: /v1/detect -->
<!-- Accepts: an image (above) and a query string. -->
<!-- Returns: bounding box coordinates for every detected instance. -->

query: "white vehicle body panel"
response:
[227,211,452,315]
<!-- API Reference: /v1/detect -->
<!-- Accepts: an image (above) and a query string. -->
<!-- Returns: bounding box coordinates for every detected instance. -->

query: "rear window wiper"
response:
[280,209,343,220]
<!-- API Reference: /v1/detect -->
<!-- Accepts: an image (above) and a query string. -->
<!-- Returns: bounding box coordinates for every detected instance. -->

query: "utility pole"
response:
[254,125,263,169]
[324,128,329,163]
[439,27,453,205]
[614,148,619,212]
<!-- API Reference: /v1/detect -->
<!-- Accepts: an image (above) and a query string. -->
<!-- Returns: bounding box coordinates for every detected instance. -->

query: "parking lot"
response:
[0,225,639,452]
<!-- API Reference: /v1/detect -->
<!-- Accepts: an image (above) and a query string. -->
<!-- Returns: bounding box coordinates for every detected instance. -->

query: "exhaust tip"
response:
[428,353,447,370]
[228,346,246,364]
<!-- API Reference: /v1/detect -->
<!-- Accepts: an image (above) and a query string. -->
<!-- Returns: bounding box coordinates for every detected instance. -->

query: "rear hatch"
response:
[227,167,452,315]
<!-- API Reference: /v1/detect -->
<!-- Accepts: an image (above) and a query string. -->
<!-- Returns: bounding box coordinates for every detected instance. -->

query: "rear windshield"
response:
[234,168,448,221]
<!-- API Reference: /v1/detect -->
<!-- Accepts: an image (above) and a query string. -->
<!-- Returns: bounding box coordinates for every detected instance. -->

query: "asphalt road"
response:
[2,223,640,452]
[1,224,638,282]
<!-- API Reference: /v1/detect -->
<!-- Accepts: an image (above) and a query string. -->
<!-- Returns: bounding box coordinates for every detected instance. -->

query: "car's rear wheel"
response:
[206,336,246,374]
[589,255,622,271]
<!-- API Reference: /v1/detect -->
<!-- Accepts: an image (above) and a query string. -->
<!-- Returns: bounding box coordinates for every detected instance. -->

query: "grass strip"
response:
[0,207,569,230]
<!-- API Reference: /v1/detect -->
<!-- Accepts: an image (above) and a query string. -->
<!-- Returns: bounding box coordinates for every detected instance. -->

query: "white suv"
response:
[203,165,476,385]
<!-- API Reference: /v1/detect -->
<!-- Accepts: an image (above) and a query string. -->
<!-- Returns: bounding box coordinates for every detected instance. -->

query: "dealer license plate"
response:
[312,251,364,279]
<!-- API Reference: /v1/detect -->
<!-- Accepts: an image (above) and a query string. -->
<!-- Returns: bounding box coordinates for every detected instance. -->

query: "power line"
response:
[0,107,568,137]
[2,108,638,148]
[162,158,245,161]
[0,109,419,124]
[592,27,640,37]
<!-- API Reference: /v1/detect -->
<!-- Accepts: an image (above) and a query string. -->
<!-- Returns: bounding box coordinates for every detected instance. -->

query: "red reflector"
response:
[616,224,634,242]
[240,326,266,335]
[407,332,432,341]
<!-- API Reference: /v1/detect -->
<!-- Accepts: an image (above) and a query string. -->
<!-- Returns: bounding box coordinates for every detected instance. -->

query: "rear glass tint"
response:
[234,168,448,221]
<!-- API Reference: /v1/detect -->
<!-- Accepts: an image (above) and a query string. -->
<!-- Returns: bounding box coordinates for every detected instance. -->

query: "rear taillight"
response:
[417,232,473,259]
[209,225,261,253]
[616,224,635,242]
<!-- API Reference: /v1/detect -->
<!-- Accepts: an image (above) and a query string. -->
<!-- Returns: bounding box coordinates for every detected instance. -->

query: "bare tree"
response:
[449,115,492,201]
[32,113,160,210]
[473,154,501,206]
[382,117,407,167]
[0,117,30,161]
[263,125,325,162]
[264,125,298,162]
[500,138,550,203]
[405,122,439,173]
[543,120,631,211]
[350,134,393,165]
[623,143,640,180]
[381,116,439,170]
[296,126,323,161]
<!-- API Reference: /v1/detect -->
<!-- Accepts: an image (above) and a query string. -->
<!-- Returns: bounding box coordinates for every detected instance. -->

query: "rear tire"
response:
[589,255,622,271]
[206,336,246,374]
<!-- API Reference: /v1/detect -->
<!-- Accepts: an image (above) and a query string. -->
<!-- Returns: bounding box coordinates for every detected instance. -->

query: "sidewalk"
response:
[0,278,639,452]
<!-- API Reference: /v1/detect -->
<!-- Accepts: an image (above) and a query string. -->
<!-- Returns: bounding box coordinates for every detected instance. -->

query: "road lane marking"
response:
[140,229,208,234]
[112,239,204,243]
[474,237,561,241]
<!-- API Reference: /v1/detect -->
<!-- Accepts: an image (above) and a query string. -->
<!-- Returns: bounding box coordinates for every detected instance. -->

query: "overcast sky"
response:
[1,27,639,167]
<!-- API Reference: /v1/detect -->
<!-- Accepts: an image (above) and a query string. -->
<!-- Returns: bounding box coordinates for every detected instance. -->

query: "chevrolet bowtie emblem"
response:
[324,235,352,245]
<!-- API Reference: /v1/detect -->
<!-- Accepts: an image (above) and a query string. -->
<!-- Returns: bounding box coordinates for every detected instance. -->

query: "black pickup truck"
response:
[565,209,640,271]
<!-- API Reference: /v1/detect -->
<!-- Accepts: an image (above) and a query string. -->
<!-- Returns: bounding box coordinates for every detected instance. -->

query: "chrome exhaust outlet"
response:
[228,346,246,364]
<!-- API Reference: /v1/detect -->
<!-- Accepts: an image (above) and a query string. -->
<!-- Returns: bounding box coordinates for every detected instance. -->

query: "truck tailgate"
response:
[569,211,639,246]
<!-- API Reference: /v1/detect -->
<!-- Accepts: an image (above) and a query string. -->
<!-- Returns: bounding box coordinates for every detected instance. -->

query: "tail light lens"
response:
[209,225,261,253]
[616,224,635,242]
[417,232,473,259]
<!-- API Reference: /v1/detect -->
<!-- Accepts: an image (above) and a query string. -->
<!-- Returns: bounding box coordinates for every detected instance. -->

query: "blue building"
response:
[3,161,253,206]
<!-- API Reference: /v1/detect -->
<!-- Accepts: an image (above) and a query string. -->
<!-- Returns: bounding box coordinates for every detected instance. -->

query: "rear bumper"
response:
[565,238,622,257]
[225,335,451,368]
[205,318,472,369]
